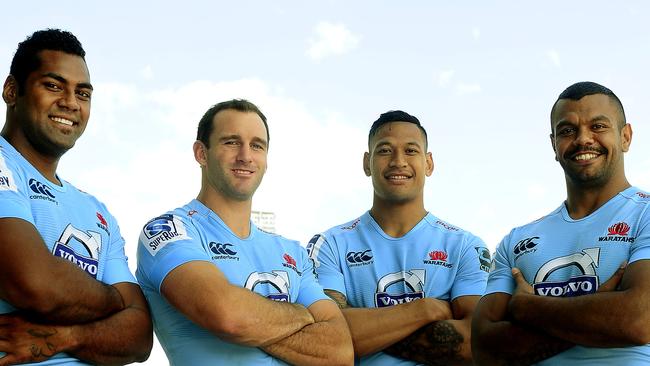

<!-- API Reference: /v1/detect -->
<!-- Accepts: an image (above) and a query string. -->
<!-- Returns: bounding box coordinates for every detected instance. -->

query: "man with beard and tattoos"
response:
[308,110,490,365]
[472,82,650,365]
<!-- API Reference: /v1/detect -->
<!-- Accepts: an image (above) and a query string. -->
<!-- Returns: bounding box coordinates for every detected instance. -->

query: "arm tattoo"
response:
[383,320,462,366]
[324,289,350,309]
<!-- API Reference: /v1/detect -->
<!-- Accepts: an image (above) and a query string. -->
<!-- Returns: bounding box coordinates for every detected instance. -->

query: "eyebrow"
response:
[374,140,423,149]
[220,134,268,147]
[43,72,94,90]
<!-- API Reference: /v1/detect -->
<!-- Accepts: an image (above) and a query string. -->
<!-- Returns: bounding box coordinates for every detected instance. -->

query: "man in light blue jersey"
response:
[472,81,650,365]
[136,99,353,365]
[307,110,490,365]
[0,29,152,364]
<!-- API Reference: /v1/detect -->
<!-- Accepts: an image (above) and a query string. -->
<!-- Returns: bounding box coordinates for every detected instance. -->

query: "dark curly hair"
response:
[10,29,86,94]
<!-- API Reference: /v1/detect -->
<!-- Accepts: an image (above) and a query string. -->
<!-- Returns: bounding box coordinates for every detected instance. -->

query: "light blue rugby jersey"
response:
[136,199,329,366]
[487,186,650,365]
[308,211,490,365]
[0,136,135,365]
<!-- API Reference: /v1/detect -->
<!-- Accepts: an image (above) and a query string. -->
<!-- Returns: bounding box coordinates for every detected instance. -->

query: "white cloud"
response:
[437,69,455,87]
[307,22,361,61]
[141,65,154,80]
[547,49,561,67]
[455,82,481,95]
[472,27,481,40]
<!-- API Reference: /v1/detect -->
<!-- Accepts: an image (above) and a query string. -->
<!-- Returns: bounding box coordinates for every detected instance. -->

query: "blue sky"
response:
[3,1,650,363]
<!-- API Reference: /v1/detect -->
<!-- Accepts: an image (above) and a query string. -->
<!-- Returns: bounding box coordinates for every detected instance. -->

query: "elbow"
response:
[5,280,64,316]
[625,317,650,346]
[331,340,354,366]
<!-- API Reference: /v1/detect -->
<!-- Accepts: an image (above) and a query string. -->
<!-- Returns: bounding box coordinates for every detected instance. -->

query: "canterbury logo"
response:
[607,222,630,236]
[346,250,373,264]
[209,242,237,256]
[28,178,55,198]
[514,237,539,255]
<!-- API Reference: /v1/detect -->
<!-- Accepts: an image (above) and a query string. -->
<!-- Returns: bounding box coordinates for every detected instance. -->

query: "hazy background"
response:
[3,1,650,363]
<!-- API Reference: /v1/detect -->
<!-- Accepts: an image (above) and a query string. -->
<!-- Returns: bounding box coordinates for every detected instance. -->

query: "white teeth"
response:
[51,117,73,126]
[233,169,252,174]
[388,175,409,180]
[574,153,598,161]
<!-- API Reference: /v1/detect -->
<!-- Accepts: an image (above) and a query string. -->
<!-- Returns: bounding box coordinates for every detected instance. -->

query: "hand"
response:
[0,313,62,366]
[420,297,452,321]
[512,267,534,296]
[598,262,627,293]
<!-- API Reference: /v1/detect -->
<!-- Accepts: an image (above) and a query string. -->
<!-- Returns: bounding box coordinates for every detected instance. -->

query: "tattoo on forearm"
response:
[28,328,57,358]
[324,290,350,309]
[384,321,462,366]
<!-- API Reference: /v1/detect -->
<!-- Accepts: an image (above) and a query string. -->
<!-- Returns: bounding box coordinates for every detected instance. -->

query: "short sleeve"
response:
[0,148,34,224]
[295,246,330,307]
[307,234,346,295]
[629,209,650,264]
[484,233,516,295]
[101,208,137,285]
[450,234,490,300]
[136,213,211,292]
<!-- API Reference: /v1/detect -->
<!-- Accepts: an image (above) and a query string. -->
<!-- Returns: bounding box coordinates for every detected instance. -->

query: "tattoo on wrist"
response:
[384,321,463,365]
[28,328,57,358]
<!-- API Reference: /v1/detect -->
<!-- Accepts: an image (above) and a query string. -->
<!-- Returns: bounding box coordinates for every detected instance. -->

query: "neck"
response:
[564,174,631,219]
[1,129,61,185]
[196,185,253,239]
[370,196,427,238]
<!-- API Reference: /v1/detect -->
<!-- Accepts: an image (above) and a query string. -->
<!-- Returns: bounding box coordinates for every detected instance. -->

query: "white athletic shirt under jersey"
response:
[486,186,650,365]
[136,199,330,366]
[308,211,490,365]
[0,136,136,365]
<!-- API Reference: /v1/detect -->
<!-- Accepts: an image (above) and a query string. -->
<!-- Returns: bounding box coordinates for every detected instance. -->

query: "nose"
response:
[389,150,407,168]
[237,144,253,164]
[57,89,80,111]
[573,126,595,146]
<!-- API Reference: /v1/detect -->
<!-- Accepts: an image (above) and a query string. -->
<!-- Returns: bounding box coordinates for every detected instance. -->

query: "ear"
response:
[549,133,558,161]
[621,123,633,152]
[363,152,371,177]
[425,152,434,177]
[193,140,208,166]
[2,75,17,107]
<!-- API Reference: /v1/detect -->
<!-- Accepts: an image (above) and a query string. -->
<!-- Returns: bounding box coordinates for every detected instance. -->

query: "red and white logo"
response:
[283,253,297,266]
[429,250,448,261]
[96,212,108,227]
[607,222,630,236]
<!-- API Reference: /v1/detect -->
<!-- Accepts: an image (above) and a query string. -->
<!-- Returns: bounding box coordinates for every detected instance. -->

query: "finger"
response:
[599,261,627,292]
[0,353,18,366]
[511,268,526,285]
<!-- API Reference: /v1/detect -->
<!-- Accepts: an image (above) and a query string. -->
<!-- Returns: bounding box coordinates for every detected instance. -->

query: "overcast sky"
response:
[3,1,650,364]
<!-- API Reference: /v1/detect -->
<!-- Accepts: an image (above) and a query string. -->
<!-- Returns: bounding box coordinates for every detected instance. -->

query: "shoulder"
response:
[139,203,198,254]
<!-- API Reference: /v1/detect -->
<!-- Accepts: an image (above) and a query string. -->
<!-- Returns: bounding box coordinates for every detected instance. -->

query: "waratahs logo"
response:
[375,270,426,307]
[423,250,452,268]
[282,253,301,274]
[599,222,634,243]
[533,248,600,297]
[346,250,373,267]
[28,178,57,203]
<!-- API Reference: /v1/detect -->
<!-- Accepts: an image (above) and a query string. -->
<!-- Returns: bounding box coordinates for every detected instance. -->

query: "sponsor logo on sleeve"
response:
[0,155,17,192]
[435,220,459,231]
[533,248,600,297]
[475,247,492,272]
[141,214,189,256]
[375,270,426,307]
[52,224,102,278]
[637,192,650,199]
[306,234,326,267]
[598,222,635,243]
[340,218,361,230]
[245,271,291,302]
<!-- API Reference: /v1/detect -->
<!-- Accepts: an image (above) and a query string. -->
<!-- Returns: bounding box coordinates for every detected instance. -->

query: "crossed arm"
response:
[0,218,153,365]
[471,261,642,365]
[326,289,477,365]
[161,261,353,365]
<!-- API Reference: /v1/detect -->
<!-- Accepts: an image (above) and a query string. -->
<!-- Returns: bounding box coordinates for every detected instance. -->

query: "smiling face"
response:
[195,109,268,202]
[3,50,92,158]
[364,121,433,205]
[550,93,632,189]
